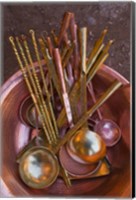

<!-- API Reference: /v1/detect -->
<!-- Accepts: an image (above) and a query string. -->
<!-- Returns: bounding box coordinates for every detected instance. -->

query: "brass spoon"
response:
[19,146,60,189]
[87,82,122,147]
[67,128,106,164]
[9,36,71,188]
[67,27,106,164]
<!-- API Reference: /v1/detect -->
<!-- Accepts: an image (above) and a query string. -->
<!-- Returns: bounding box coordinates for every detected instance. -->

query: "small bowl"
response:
[59,145,101,178]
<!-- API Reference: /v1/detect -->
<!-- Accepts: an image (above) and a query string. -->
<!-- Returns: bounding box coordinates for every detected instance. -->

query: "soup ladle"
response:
[9,35,71,188]
[87,81,122,147]
[66,27,106,164]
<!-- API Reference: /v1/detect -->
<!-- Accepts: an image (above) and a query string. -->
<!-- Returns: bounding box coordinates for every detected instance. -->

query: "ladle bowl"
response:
[67,128,106,164]
[94,119,121,147]
[87,82,122,147]
[19,146,59,189]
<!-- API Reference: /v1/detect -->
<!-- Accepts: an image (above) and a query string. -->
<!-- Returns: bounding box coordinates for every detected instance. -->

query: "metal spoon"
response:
[87,81,122,147]
[19,146,60,189]
[66,27,106,164]
[53,39,106,165]
[58,84,122,152]
[9,35,71,188]
[53,28,122,165]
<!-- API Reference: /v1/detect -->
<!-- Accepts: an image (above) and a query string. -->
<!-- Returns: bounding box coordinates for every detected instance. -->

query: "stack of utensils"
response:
[9,12,122,189]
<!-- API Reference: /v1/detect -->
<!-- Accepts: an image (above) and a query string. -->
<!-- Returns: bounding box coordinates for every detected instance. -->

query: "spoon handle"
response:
[55,80,122,153]
[87,82,103,120]
[87,28,108,73]
[58,12,73,46]
[70,18,79,80]
[57,40,113,129]
[79,27,88,123]
[87,40,113,84]
[54,48,74,127]
[9,36,52,144]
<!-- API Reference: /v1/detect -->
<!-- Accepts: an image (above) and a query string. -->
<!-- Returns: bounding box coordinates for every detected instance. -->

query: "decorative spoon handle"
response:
[9,36,52,144]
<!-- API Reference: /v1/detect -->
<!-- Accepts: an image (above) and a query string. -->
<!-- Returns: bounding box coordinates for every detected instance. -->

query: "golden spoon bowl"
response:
[19,146,59,189]
[67,128,106,164]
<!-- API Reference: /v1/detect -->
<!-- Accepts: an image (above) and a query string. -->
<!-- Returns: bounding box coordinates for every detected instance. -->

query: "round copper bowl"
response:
[0,63,131,197]
[59,145,101,178]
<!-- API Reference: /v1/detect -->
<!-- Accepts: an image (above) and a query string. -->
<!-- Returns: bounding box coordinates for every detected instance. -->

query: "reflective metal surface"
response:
[19,146,59,189]
[94,119,121,147]
[68,128,106,164]
[27,104,42,128]
[1,64,130,196]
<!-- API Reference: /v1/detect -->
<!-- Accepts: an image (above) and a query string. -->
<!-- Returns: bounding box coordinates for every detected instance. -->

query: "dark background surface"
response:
[2,2,131,82]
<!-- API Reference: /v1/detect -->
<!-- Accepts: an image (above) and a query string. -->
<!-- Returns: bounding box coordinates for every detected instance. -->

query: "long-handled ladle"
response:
[52,32,121,165]
[54,80,122,162]
[87,81,122,147]
[29,29,71,187]
[86,34,121,147]
[9,35,71,188]
[9,36,60,189]
[66,27,105,164]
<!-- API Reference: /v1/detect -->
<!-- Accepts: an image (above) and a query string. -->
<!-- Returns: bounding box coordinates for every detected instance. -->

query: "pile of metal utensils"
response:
[9,12,122,189]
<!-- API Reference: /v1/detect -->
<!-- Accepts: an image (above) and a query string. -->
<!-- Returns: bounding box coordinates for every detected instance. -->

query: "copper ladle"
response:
[87,82,122,147]
[65,27,105,164]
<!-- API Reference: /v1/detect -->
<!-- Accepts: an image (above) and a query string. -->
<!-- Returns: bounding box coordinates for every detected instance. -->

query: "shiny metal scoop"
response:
[19,146,59,189]
[67,128,106,164]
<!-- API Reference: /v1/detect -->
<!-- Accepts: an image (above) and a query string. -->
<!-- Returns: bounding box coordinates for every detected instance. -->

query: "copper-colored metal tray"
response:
[0,63,131,197]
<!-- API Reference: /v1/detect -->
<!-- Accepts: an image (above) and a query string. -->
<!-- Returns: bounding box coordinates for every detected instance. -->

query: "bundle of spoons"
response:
[9,11,123,189]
